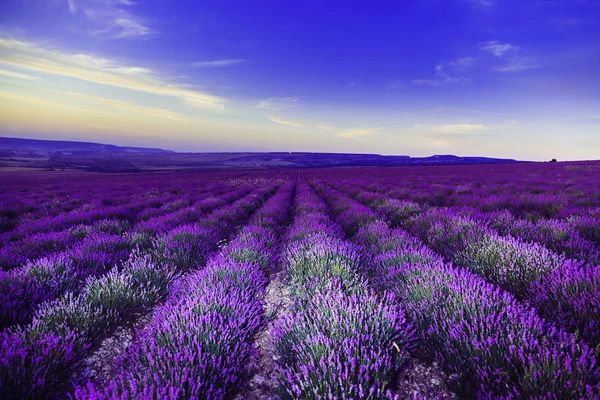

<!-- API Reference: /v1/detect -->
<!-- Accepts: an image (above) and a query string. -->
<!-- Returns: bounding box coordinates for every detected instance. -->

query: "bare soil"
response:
[236,271,292,400]
[75,316,151,385]
[391,357,458,399]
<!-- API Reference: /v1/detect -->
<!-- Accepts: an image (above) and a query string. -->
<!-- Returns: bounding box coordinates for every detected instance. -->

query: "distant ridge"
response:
[0,137,173,154]
[0,136,520,172]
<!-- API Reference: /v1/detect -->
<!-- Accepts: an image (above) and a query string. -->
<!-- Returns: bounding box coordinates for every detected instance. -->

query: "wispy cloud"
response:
[267,116,378,138]
[192,58,248,68]
[268,116,334,130]
[69,0,154,39]
[111,17,153,38]
[59,91,186,121]
[268,116,303,127]
[68,0,77,13]
[0,38,224,109]
[0,91,91,113]
[481,40,542,72]
[481,41,517,57]
[0,78,182,121]
[449,57,478,68]
[493,57,542,72]
[428,123,490,135]
[412,61,472,86]
[337,128,377,138]
[193,59,248,68]
[417,41,542,84]
[435,107,519,117]
[255,97,298,110]
[0,68,39,80]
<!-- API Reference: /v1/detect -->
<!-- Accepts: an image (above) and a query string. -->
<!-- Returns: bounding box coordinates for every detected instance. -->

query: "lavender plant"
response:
[0,254,79,328]
[273,283,415,400]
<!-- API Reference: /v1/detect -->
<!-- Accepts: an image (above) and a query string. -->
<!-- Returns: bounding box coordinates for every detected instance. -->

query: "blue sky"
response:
[0,0,598,160]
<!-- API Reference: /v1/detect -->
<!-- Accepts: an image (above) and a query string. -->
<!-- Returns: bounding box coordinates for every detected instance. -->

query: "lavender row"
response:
[347,177,600,265]
[310,182,453,398]
[0,186,252,330]
[467,208,600,265]
[272,181,415,399]
[0,182,239,268]
[352,177,600,264]
[336,178,600,265]
[0,171,246,237]
[74,180,295,399]
[0,182,280,399]
[310,162,600,220]
[312,181,600,398]
[331,180,600,347]
[129,185,249,236]
[1,196,167,243]
[0,182,208,259]
[0,177,231,242]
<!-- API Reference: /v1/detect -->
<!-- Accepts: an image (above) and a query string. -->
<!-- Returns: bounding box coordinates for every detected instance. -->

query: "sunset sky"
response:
[0,1,598,160]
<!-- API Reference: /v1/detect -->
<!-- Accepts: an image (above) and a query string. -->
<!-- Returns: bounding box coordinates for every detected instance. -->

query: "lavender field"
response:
[1,162,600,399]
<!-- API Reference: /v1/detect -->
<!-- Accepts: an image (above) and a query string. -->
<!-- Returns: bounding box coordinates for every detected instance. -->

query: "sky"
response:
[0,1,598,160]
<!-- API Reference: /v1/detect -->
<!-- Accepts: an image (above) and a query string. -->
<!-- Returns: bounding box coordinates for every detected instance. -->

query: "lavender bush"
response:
[273,283,415,400]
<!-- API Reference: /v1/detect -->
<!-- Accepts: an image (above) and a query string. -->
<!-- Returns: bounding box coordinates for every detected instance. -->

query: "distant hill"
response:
[0,136,520,172]
[409,154,518,165]
[0,137,173,155]
[175,152,518,168]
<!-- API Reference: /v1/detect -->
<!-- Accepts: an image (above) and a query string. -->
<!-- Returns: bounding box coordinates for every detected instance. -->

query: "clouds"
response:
[68,0,76,13]
[411,123,493,152]
[0,91,91,114]
[59,91,186,121]
[481,41,543,72]
[267,115,374,139]
[192,59,248,68]
[2,87,185,122]
[109,17,153,38]
[412,59,472,86]
[435,107,519,117]
[428,123,490,135]
[413,41,543,86]
[0,68,39,80]
[254,97,299,110]
[268,116,334,130]
[493,57,542,72]
[0,38,224,109]
[337,128,377,138]
[481,41,516,57]
[68,0,154,39]
[267,116,303,127]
